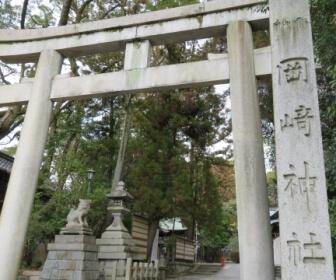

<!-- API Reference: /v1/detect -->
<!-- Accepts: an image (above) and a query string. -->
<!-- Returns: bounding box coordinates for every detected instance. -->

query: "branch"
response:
[76,0,94,23]
[58,0,73,26]
[20,0,29,29]
[99,4,120,20]
[0,67,11,85]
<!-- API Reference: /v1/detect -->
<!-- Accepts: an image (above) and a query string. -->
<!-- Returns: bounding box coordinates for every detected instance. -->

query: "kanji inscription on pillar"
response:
[283,162,317,212]
[287,232,326,266]
[280,105,314,136]
[270,0,334,279]
[277,57,308,84]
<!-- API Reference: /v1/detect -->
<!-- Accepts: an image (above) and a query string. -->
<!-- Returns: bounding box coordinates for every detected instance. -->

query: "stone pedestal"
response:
[40,235,99,280]
[97,218,143,278]
[98,181,144,278]
[60,224,93,236]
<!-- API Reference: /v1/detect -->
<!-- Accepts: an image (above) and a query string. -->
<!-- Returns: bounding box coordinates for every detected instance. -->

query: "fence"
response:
[110,258,159,280]
[131,215,149,260]
[175,237,194,262]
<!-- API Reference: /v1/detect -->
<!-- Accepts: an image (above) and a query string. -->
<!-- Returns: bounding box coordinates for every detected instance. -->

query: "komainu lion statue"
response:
[66,199,91,226]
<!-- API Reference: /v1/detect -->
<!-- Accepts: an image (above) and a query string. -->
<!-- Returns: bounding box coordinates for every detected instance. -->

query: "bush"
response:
[230,251,240,263]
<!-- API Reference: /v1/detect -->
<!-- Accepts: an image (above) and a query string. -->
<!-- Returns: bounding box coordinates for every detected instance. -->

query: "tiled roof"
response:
[0,152,13,174]
[159,217,188,232]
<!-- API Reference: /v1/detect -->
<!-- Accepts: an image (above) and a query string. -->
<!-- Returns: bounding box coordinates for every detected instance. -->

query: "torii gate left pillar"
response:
[228,21,275,280]
[0,50,63,279]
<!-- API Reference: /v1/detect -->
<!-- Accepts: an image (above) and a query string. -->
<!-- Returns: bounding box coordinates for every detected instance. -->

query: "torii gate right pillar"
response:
[270,0,335,278]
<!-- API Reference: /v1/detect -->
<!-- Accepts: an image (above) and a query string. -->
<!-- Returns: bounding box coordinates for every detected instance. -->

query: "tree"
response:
[197,200,237,262]
[311,0,336,89]
[310,0,336,266]
[127,82,231,256]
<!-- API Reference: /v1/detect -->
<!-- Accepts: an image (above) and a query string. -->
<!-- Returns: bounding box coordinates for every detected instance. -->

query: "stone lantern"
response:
[96,181,143,279]
[105,181,133,232]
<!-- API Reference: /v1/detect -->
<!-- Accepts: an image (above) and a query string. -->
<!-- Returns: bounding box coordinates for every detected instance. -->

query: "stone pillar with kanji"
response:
[270,0,335,278]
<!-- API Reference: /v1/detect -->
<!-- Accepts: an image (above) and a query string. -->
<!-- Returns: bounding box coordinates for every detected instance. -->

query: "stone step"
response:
[275,266,281,278]
[18,270,41,280]
[193,268,221,273]
[192,264,222,275]
[22,271,41,276]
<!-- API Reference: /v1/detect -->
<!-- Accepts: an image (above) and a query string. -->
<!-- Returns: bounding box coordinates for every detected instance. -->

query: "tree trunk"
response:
[58,0,73,26]
[111,94,132,190]
[20,0,29,29]
[147,218,160,260]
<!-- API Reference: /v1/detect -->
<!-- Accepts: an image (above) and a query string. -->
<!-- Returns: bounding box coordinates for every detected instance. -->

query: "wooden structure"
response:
[132,215,149,260]
[175,237,194,262]
[0,151,13,212]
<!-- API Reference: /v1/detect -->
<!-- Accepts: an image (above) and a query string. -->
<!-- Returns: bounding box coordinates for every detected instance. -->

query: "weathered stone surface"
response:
[0,48,277,106]
[1,0,266,42]
[0,50,63,280]
[96,238,134,246]
[40,235,99,280]
[47,243,98,252]
[55,235,96,244]
[270,0,335,279]
[0,1,268,63]
[124,40,152,71]
[60,199,93,235]
[97,183,143,279]
[228,21,275,280]
[101,230,135,240]
[98,252,130,260]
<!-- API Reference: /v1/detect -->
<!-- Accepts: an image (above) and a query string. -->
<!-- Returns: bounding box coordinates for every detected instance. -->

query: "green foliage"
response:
[311,0,336,268]
[145,0,199,11]
[267,171,277,207]
[0,145,17,156]
[0,0,20,29]
[26,3,55,28]
[311,0,336,89]
[311,0,336,70]
[198,201,237,252]
[24,183,109,266]
[254,1,269,14]
[127,87,230,235]
[227,235,239,251]
[328,65,336,89]
[230,251,240,263]
[319,91,336,266]
[319,91,336,192]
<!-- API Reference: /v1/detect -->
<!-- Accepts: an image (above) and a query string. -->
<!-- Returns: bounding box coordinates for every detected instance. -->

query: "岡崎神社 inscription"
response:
[270,0,334,278]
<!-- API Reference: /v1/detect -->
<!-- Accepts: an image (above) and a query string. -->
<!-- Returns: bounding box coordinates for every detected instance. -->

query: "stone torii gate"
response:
[0,0,333,279]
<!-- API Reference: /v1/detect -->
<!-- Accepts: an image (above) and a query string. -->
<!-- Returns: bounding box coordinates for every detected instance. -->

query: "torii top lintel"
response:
[0,0,268,64]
